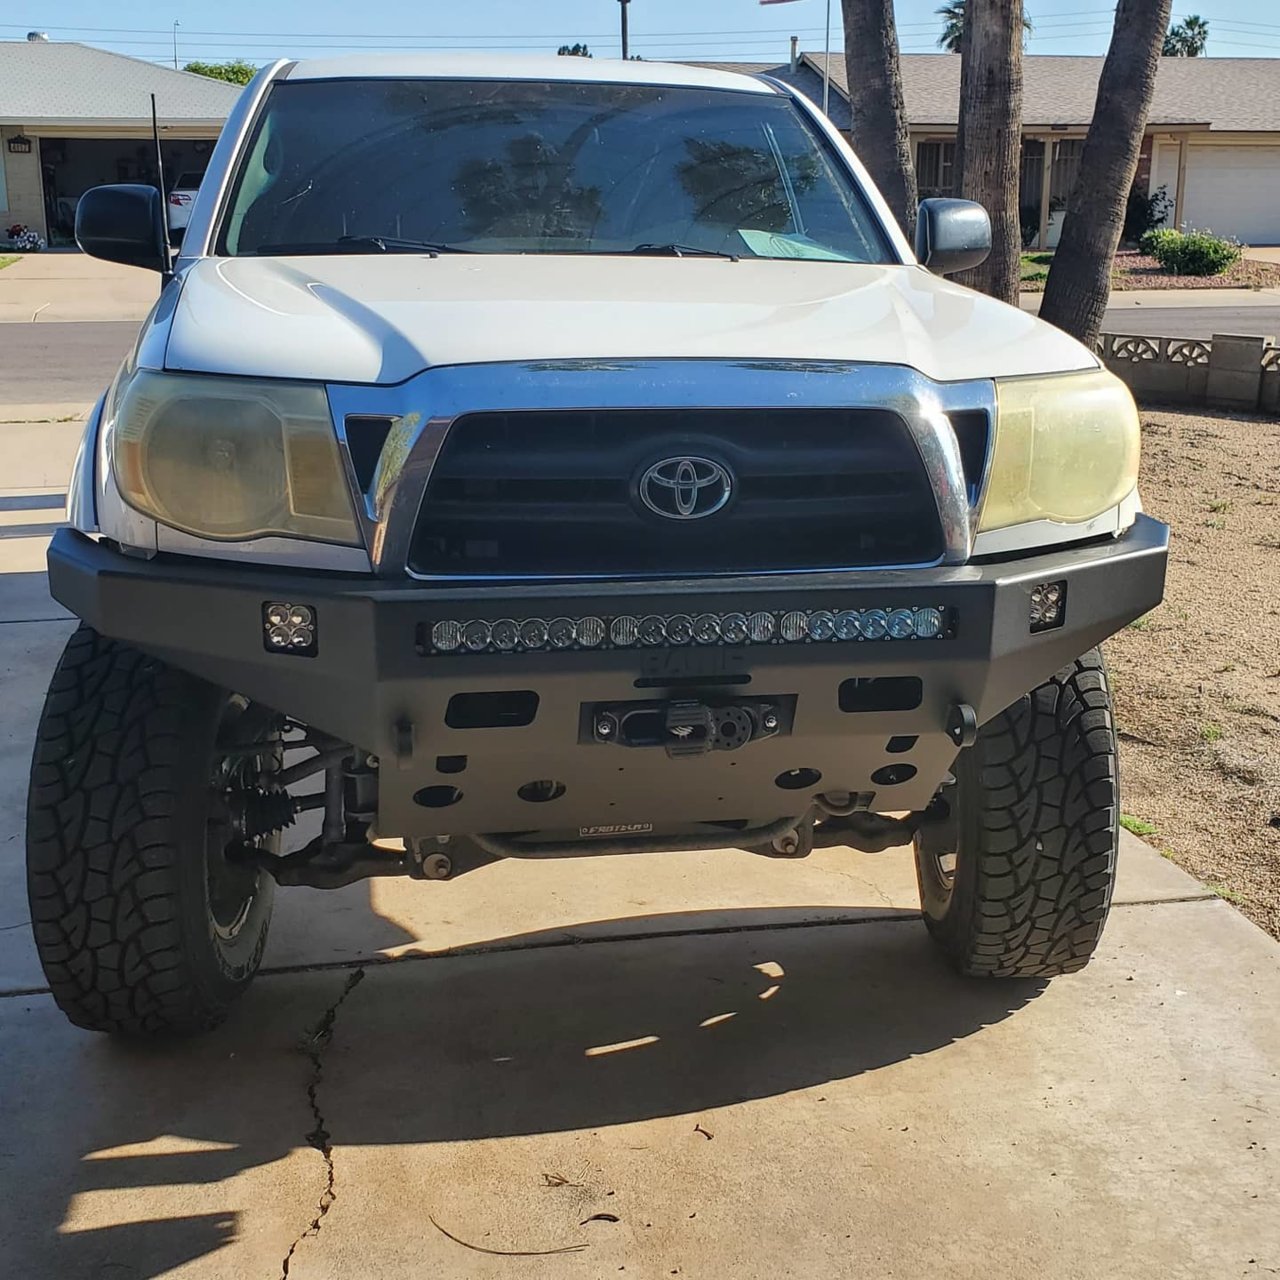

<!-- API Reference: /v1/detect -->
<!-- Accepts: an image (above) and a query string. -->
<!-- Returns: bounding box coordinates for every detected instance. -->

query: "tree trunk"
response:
[1039,0,1172,346]
[841,0,918,242]
[953,0,1024,302]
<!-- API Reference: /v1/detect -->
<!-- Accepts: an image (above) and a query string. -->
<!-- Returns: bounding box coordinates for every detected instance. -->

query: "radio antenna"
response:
[151,93,173,280]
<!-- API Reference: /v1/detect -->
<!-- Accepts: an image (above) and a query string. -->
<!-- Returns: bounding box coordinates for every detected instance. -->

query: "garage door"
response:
[1181,145,1280,246]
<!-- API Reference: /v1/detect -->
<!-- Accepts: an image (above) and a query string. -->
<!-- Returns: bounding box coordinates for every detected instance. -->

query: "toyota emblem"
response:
[638,456,734,520]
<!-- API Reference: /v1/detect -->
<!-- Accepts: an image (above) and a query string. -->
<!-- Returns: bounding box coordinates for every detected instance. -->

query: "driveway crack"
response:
[281,967,366,1278]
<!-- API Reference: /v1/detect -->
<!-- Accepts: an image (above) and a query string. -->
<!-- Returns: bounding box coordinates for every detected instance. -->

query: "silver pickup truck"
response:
[28,55,1167,1035]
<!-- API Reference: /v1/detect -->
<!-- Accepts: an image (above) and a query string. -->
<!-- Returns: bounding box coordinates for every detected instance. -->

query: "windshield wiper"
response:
[253,236,471,256]
[627,242,740,261]
[341,235,473,254]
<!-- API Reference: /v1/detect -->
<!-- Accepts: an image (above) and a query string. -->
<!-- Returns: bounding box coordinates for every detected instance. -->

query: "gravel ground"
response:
[1021,250,1280,293]
[1106,408,1280,938]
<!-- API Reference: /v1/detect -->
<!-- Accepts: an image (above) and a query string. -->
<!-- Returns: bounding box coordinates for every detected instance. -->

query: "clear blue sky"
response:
[3,1,1278,66]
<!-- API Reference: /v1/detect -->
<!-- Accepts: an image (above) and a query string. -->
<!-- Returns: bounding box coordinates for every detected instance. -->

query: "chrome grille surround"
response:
[326,359,996,580]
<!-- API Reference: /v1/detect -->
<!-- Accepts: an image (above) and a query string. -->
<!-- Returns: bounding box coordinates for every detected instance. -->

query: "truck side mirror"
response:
[75,184,168,272]
[915,198,991,276]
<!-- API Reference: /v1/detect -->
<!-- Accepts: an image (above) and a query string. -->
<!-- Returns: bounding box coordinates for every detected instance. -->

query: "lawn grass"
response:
[0,254,18,271]
[1119,814,1159,837]
[1019,252,1052,284]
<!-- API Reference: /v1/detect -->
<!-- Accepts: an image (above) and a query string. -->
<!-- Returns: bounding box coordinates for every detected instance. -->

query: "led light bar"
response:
[263,601,318,655]
[427,606,951,655]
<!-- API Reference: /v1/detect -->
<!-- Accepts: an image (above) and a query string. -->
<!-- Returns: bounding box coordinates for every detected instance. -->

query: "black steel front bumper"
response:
[48,519,1168,837]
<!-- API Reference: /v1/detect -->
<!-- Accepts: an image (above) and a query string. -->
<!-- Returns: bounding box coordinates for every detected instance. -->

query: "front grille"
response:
[408,408,949,580]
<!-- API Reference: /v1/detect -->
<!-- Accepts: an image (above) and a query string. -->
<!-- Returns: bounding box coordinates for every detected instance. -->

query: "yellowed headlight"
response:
[110,370,360,545]
[978,369,1140,533]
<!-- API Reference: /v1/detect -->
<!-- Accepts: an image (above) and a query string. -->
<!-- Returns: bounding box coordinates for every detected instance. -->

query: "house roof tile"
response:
[691,54,1280,134]
[0,40,241,124]
[801,52,1280,132]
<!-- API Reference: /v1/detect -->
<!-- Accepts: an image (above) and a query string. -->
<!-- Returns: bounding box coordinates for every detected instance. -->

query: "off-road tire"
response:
[26,627,274,1035]
[914,649,1118,978]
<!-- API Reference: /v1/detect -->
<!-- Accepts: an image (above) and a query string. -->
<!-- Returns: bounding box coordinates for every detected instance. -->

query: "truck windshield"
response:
[219,78,895,262]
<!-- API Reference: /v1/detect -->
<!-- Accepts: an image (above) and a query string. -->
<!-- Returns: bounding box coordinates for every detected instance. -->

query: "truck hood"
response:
[163,255,1096,385]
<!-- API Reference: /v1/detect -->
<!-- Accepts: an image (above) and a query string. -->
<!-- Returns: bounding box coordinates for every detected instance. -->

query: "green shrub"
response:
[1143,228,1242,277]
[1170,231,1242,276]
[1139,227,1181,258]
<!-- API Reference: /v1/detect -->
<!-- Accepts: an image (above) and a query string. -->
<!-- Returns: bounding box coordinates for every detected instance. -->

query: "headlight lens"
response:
[109,369,360,544]
[978,369,1140,533]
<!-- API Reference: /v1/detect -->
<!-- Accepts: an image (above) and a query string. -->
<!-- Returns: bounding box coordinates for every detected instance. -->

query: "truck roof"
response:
[282,52,777,94]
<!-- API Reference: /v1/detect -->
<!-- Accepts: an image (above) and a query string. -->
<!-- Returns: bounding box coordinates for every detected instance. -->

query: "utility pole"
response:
[823,0,831,116]
[619,0,630,59]
[172,20,179,70]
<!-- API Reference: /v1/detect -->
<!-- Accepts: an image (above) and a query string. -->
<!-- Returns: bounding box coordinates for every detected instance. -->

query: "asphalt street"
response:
[0,320,136,409]
[1098,303,1280,339]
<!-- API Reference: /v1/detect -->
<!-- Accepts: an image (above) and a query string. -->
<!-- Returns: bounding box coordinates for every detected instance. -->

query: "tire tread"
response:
[26,627,262,1034]
[924,650,1119,979]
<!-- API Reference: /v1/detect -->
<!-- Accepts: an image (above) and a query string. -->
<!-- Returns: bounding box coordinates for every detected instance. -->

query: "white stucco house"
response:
[0,37,239,245]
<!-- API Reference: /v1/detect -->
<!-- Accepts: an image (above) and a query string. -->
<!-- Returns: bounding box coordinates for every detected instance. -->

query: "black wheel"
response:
[26,627,279,1035]
[913,649,1118,978]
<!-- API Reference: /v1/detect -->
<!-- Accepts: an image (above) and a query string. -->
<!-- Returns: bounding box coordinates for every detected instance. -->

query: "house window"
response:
[1050,139,1084,204]
[1018,138,1047,247]
[1019,139,1045,205]
[916,140,956,199]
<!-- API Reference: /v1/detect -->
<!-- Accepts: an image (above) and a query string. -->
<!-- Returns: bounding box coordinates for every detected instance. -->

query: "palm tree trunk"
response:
[953,0,1024,302]
[841,0,918,241]
[1039,0,1172,346]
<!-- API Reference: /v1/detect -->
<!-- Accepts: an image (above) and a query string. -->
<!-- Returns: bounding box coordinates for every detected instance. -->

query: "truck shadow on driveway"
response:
[9,907,1045,1278]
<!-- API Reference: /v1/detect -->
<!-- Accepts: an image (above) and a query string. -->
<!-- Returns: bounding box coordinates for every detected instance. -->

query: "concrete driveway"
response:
[2,336,1279,1280]
[0,251,158,324]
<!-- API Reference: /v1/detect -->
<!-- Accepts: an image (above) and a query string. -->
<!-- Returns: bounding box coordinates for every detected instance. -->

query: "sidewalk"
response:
[0,251,158,322]
[1022,285,1280,312]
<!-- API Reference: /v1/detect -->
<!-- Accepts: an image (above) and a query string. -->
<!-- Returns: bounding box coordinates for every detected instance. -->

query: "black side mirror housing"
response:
[915,198,992,276]
[75,184,168,272]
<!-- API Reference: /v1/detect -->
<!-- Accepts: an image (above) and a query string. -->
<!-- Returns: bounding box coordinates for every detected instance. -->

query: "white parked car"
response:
[165,169,204,234]
[38,55,1168,1035]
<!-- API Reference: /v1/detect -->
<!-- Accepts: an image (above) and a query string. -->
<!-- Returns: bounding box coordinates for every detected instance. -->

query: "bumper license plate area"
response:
[582,695,795,758]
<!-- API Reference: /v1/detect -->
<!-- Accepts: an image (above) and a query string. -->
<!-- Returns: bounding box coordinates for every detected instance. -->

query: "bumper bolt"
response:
[762,712,779,732]
[421,852,452,880]
[595,714,616,739]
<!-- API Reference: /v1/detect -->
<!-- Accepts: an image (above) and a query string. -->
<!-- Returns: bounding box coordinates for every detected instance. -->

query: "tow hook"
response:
[590,697,788,758]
